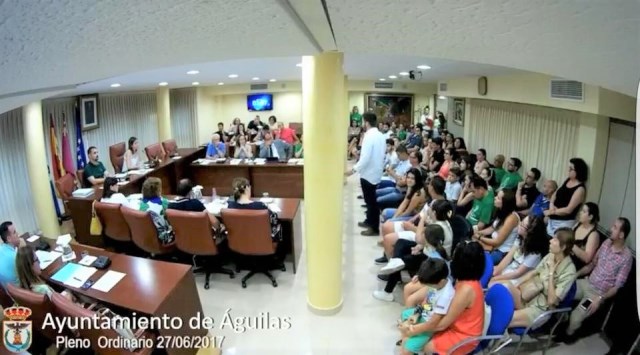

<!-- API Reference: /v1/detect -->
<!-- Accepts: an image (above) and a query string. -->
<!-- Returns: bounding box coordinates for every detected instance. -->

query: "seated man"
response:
[428,137,444,173]
[466,176,495,230]
[515,168,541,214]
[525,179,558,218]
[168,179,221,233]
[558,217,633,344]
[405,126,423,153]
[0,221,21,287]
[379,144,410,189]
[383,138,399,172]
[258,130,292,161]
[498,157,523,191]
[275,122,296,144]
[206,133,226,159]
[492,155,506,185]
[83,146,107,187]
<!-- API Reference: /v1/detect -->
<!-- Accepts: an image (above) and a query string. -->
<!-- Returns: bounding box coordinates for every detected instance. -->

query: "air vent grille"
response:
[374,82,393,89]
[550,80,584,101]
[439,83,447,92]
[250,83,268,90]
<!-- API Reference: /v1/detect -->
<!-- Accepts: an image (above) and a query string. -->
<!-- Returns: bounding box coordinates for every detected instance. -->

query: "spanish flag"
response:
[49,114,66,181]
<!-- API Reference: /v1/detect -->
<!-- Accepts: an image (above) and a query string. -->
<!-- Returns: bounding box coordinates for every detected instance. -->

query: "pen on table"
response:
[73,277,83,282]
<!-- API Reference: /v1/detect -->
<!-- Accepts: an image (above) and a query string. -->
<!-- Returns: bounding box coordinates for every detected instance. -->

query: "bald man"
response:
[521,179,558,218]
[206,133,226,159]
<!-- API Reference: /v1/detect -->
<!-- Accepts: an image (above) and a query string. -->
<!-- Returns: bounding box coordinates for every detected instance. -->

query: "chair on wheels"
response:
[94,201,132,251]
[509,281,578,354]
[447,283,515,354]
[221,209,284,288]
[109,142,126,173]
[121,208,176,257]
[166,209,235,289]
[6,284,60,347]
[144,142,165,161]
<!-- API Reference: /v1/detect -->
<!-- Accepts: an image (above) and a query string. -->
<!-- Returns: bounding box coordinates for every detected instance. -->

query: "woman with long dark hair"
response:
[380,168,426,223]
[545,157,588,236]
[473,190,520,265]
[100,177,129,205]
[570,202,600,271]
[123,136,141,172]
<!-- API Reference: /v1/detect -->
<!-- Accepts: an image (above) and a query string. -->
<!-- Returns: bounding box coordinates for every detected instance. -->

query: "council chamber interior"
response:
[0,1,638,354]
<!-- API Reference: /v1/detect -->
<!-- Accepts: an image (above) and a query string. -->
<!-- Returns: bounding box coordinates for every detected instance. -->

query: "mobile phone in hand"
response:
[580,298,592,310]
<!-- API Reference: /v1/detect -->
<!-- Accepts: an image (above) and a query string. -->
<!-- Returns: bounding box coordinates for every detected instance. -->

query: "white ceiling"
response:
[1,0,638,113]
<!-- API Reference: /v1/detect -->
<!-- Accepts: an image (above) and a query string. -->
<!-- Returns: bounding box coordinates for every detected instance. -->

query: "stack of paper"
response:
[230,159,242,165]
[92,271,126,292]
[56,234,72,246]
[254,158,266,165]
[268,205,282,213]
[296,159,304,165]
[78,255,97,266]
[26,235,40,242]
[205,202,229,215]
[35,250,62,270]
[72,188,95,198]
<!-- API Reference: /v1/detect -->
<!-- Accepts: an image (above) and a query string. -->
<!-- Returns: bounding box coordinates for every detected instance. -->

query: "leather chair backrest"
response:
[50,292,126,355]
[109,142,126,173]
[6,284,57,340]
[166,209,217,256]
[221,209,274,256]
[121,208,168,254]
[161,139,178,157]
[144,143,165,161]
[76,169,85,188]
[94,201,131,242]
[55,173,77,200]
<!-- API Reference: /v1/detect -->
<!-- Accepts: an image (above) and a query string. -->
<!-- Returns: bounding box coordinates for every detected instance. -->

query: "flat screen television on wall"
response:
[247,93,273,111]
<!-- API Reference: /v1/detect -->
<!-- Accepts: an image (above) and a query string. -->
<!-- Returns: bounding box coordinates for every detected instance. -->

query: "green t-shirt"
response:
[293,143,303,158]
[499,171,523,190]
[397,129,407,140]
[467,189,495,226]
[83,161,106,187]
[350,112,362,124]
[32,283,53,297]
[493,167,506,184]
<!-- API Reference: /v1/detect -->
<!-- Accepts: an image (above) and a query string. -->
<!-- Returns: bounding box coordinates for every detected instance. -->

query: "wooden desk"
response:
[190,161,304,198]
[36,244,205,355]
[68,148,204,246]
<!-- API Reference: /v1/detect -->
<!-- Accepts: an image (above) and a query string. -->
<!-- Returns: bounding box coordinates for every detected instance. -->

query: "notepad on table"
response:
[230,159,242,165]
[51,263,82,282]
[78,255,97,266]
[92,271,126,292]
[64,265,98,288]
[35,250,61,270]
[27,235,40,242]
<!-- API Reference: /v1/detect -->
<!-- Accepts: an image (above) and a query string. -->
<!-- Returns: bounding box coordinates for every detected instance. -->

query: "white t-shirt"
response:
[434,220,453,258]
[385,151,399,169]
[101,193,130,207]
[491,212,520,253]
[445,181,462,201]
[421,279,455,320]
[503,239,542,283]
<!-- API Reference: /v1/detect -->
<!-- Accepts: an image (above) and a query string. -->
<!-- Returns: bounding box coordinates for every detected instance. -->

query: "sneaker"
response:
[372,290,394,302]
[374,255,388,265]
[377,274,389,282]
[379,258,405,275]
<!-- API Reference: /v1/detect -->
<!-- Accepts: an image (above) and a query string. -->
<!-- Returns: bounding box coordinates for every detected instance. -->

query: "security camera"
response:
[409,70,422,80]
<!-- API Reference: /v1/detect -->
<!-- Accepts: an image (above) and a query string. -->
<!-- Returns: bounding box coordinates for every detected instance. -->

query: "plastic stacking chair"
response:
[510,281,578,354]
[480,251,494,289]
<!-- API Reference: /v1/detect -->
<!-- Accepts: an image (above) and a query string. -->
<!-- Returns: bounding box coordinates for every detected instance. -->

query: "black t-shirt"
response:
[520,185,541,209]
[227,200,268,210]
[168,198,206,212]
[247,120,264,132]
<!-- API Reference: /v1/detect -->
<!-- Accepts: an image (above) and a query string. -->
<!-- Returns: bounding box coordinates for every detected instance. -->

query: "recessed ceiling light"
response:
[269,79,277,82]
[158,82,168,86]
[379,78,386,81]
[228,74,238,78]
[417,65,431,70]
[399,72,410,76]
[438,95,447,100]
[252,77,260,81]
[110,83,121,88]
[296,63,302,67]
[187,70,199,75]
[388,75,397,79]
[217,82,224,86]
[192,82,200,86]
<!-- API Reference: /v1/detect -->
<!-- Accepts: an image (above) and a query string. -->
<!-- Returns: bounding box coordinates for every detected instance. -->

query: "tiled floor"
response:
[194,173,612,354]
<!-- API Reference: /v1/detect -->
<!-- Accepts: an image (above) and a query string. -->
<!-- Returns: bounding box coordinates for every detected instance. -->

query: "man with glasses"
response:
[516,168,541,214]
[498,157,523,191]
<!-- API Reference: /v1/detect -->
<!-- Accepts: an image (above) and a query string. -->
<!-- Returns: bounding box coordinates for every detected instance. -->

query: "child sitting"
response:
[397,258,455,355]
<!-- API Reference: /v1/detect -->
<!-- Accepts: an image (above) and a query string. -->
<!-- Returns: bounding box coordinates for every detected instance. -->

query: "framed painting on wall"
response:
[79,94,99,131]
[364,93,413,127]
[453,98,465,126]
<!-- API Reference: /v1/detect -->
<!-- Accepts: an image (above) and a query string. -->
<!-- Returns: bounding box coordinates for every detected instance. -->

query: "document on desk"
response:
[78,255,98,266]
[268,205,282,213]
[230,159,242,165]
[64,265,98,288]
[35,250,62,270]
[92,271,126,292]
[51,263,82,282]
[205,202,228,215]
[254,158,266,165]
[27,235,40,242]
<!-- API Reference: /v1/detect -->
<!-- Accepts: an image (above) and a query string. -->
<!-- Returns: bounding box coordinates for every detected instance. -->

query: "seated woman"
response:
[16,246,75,302]
[570,202,601,273]
[455,171,476,216]
[348,120,361,142]
[457,154,474,173]
[373,223,449,302]
[490,216,549,285]
[378,176,447,262]
[453,137,467,155]
[227,178,282,242]
[293,135,304,158]
[472,190,520,265]
[507,228,576,328]
[473,149,490,176]
[139,177,173,244]
[101,177,130,206]
[227,117,241,137]
[380,168,426,224]
[437,148,457,180]
[233,134,253,159]
[480,167,497,190]
[123,136,142,172]
[420,241,486,355]
[443,132,455,150]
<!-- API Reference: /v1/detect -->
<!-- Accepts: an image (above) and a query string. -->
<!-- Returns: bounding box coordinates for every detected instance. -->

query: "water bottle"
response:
[212,188,217,201]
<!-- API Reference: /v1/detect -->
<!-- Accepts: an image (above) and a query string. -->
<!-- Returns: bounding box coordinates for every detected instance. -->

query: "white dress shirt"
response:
[353,127,386,184]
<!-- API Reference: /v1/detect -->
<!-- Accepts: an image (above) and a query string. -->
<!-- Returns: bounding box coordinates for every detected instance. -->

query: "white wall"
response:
[216,92,303,126]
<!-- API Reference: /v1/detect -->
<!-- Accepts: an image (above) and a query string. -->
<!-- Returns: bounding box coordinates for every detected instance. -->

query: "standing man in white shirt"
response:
[346,113,387,236]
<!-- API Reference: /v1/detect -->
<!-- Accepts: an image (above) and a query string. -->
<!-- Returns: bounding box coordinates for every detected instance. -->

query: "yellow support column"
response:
[156,87,172,141]
[343,75,349,180]
[303,52,346,314]
[23,102,60,239]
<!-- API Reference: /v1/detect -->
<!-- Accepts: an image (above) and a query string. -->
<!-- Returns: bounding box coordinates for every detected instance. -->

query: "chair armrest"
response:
[527,306,572,333]
[447,335,504,355]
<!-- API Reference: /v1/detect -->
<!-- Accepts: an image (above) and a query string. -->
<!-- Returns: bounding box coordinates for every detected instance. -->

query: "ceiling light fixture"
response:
[110,83,121,88]
[269,79,277,82]
[438,95,447,100]
[217,82,224,86]
[399,72,410,76]
[379,78,386,81]
[388,75,397,79]
[192,81,200,86]
[186,70,199,75]
[252,77,260,81]
[158,82,168,86]
[228,74,238,78]
[296,63,302,67]
[416,65,431,70]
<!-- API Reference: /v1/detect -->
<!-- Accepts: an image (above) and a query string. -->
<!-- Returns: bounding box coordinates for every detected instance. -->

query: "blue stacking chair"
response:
[510,281,577,354]
[479,251,494,289]
[447,283,515,354]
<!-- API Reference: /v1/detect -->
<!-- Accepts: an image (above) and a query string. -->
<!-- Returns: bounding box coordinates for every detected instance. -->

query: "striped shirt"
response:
[588,239,633,295]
